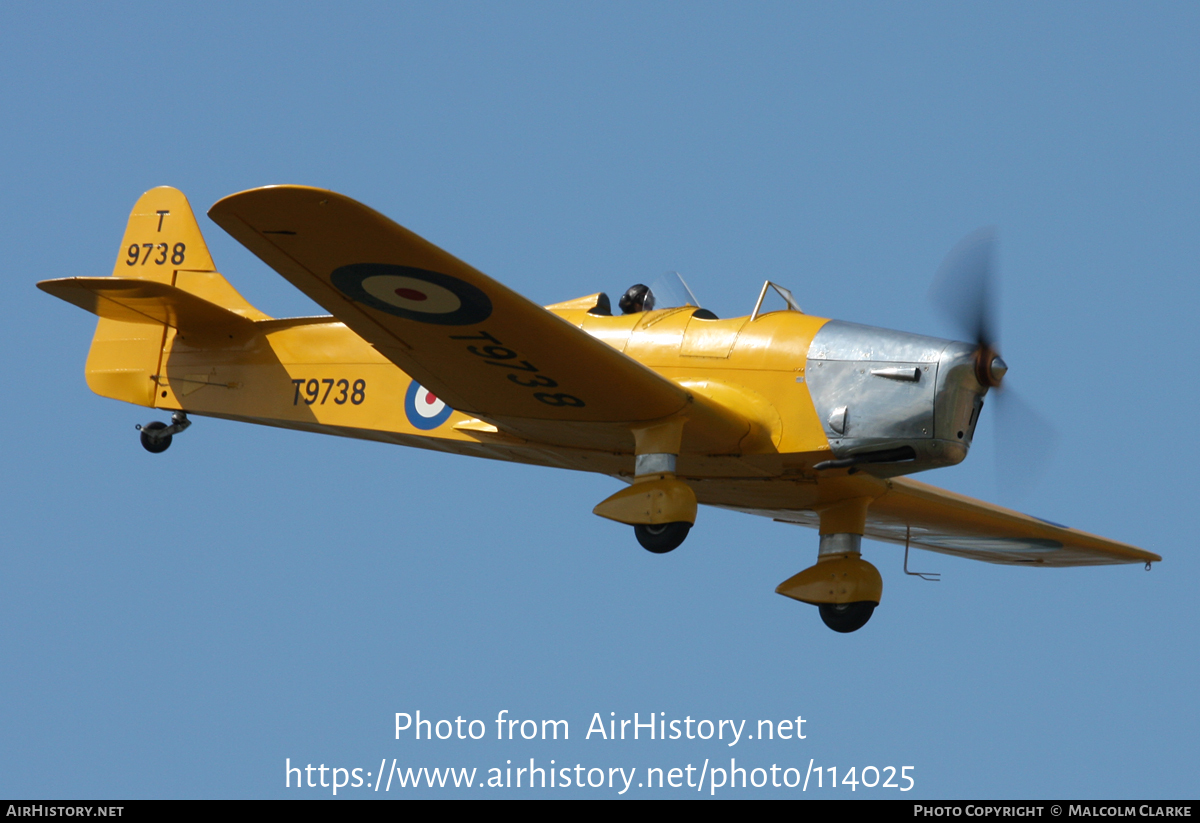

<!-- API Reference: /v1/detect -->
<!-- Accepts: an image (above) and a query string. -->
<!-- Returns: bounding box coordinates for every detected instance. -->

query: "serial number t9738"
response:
[291,378,365,406]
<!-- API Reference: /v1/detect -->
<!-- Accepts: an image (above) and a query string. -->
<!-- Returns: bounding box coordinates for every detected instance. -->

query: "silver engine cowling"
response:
[805,320,988,476]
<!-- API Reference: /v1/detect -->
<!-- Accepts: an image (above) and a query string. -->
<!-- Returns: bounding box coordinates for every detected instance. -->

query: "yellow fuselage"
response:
[144,305,832,482]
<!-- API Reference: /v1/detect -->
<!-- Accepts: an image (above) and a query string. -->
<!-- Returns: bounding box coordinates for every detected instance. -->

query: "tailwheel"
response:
[635,522,691,554]
[818,601,876,633]
[138,421,172,453]
[136,411,191,454]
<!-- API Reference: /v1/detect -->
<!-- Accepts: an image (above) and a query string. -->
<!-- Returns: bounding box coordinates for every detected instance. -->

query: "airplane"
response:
[38,186,1160,633]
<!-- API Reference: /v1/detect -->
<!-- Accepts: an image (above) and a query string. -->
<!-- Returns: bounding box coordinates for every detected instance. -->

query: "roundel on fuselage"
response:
[404,380,453,430]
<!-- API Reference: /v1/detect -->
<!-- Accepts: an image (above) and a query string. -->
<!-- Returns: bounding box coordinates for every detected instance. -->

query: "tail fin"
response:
[56,187,270,408]
[108,186,269,318]
[111,186,217,278]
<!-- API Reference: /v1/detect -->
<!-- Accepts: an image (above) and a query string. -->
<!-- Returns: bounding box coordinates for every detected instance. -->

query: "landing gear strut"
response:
[136,411,191,453]
[591,418,699,553]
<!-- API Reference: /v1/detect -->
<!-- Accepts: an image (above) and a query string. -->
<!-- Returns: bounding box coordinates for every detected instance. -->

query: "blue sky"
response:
[2,2,1197,798]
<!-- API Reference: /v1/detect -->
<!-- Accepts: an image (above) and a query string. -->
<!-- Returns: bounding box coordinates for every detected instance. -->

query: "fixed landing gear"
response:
[136,411,191,453]
[593,471,698,555]
[634,521,691,554]
[776,532,883,634]
[138,421,172,453]
[818,601,876,633]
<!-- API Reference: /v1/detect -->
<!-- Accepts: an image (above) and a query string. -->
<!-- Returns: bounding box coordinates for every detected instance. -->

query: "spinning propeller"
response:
[929,228,1057,493]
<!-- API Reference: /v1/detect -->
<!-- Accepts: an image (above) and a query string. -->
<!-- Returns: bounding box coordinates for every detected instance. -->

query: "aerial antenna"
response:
[903,526,940,581]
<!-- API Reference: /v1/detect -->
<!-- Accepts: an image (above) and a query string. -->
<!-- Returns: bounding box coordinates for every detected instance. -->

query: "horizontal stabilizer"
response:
[38,277,256,343]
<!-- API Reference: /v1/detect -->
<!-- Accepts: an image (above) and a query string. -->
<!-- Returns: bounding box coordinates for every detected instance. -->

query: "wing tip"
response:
[208,184,340,218]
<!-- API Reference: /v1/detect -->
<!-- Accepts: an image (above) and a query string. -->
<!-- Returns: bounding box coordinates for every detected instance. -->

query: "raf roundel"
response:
[330,263,492,325]
[404,380,454,430]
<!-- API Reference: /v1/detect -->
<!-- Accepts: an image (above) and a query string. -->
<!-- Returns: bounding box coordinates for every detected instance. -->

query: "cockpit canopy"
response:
[590,271,706,317]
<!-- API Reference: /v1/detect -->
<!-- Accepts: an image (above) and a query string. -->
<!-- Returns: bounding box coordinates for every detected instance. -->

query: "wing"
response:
[770,477,1158,567]
[207,186,751,452]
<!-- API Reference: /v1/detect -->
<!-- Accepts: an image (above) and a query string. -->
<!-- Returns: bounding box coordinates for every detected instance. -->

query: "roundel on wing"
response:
[330,263,492,326]
[404,380,454,430]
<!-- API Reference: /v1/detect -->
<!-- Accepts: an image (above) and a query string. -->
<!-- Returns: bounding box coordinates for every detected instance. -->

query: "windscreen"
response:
[645,271,701,309]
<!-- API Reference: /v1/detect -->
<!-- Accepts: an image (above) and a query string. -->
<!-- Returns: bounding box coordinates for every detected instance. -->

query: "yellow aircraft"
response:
[39,186,1159,633]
